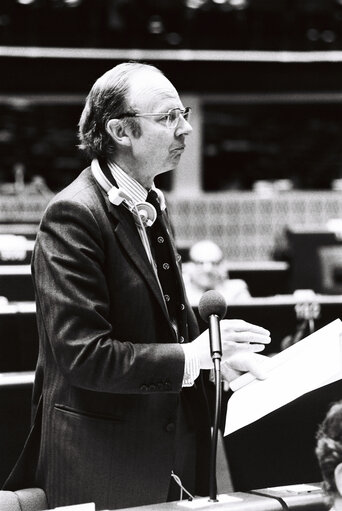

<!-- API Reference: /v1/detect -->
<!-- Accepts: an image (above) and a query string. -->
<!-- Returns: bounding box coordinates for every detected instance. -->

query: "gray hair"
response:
[78,62,163,160]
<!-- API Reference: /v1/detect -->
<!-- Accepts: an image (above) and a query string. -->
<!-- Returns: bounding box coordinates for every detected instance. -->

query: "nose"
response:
[202,262,215,272]
[175,115,192,137]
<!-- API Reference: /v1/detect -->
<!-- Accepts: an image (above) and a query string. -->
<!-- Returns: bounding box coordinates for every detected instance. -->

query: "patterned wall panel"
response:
[167,192,342,261]
[0,196,51,223]
[1,192,342,261]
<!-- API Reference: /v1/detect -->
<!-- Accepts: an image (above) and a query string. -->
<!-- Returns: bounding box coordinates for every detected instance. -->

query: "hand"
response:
[221,352,273,384]
[221,319,271,358]
[192,319,271,370]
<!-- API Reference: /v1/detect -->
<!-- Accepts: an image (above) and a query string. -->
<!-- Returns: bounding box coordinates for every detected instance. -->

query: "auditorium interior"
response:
[2,0,342,509]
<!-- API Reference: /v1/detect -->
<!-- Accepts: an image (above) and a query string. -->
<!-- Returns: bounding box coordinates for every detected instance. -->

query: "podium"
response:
[224,379,342,491]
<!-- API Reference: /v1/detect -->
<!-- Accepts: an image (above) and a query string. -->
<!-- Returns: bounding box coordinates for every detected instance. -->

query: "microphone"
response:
[198,290,227,503]
[198,290,227,360]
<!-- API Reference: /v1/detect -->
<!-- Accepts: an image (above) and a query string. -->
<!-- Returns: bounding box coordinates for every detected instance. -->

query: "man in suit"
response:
[4,62,271,510]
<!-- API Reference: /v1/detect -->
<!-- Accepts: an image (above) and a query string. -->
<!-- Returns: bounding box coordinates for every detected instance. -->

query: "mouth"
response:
[171,145,185,153]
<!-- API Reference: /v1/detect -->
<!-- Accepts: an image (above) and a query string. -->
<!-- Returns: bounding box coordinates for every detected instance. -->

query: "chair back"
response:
[0,488,47,511]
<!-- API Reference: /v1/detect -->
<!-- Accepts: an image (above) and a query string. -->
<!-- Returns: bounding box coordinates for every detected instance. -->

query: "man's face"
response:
[191,261,226,291]
[126,70,192,185]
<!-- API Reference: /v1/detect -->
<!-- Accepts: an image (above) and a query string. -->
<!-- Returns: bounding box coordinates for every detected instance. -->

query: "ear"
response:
[334,462,342,495]
[106,119,131,147]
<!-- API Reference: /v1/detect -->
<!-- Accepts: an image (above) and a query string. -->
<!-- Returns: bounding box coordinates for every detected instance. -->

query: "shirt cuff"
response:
[181,342,201,387]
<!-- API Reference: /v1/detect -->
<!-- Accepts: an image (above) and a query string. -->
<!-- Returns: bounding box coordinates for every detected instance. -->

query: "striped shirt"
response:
[107,160,199,387]
[107,160,164,270]
[108,160,166,211]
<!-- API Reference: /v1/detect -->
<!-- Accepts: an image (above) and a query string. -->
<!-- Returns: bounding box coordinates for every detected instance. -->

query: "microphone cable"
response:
[171,471,194,501]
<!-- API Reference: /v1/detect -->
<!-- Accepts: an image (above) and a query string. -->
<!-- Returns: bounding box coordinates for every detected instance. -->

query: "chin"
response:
[171,152,182,163]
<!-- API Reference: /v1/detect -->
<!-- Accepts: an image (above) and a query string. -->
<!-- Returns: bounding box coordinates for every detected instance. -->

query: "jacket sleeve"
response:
[32,197,185,394]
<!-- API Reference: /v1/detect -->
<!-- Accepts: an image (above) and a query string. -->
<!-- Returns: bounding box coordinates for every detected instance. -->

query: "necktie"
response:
[146,190,188,343]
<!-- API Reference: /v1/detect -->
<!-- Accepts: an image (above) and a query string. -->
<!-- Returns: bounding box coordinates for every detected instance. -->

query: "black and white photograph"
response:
[1,2,342,510]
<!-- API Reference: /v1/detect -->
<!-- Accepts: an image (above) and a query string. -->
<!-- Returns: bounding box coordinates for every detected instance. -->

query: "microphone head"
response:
[198,290,227,322]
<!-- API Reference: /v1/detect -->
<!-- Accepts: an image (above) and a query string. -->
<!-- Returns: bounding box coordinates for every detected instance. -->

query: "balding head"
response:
[78,62,163,160]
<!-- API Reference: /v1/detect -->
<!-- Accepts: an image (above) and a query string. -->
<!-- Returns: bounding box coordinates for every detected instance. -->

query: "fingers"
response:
[221,364,241,384]
[224,342,266,353]
[222,331,271,345]
[219,321,271,364]
[227,352,272,380]
[221,319,270,336]
[220,320,270,348]
[192,320,271,371]
[220,331,271,355]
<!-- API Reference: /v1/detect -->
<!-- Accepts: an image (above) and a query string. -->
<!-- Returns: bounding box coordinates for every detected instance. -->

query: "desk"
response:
[113,483,328,511]
[0,301,37,371]
[0,260,291,303]
[0,265,34,301]
[227,261,290,297]
[113,493,284,511]
[0,259,293,304]
[0,295,341,370]
[0,371,34,486]
[195,294,342,354]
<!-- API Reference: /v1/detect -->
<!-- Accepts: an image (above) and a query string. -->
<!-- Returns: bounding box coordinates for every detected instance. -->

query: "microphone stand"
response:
[208,314,222,503]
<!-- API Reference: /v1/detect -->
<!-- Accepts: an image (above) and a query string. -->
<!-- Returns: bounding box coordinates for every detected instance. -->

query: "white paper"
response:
[225,319,342,436]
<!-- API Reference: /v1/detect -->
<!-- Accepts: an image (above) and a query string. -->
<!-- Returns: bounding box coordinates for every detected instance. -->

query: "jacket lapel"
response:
[105,193,173,329]
[88,163,176,336]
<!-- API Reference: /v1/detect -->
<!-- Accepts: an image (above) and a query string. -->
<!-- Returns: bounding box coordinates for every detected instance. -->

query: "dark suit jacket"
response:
[4,167,210,510]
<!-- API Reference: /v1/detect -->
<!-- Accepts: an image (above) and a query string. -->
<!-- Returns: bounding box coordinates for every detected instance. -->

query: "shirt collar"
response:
[107,160,166,211]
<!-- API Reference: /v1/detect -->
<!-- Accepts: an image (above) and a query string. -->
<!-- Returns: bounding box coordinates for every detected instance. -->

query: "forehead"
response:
[127,69,181,111]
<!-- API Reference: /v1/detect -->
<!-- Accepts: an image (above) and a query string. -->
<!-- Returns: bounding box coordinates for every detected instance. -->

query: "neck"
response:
[111,156,154,190]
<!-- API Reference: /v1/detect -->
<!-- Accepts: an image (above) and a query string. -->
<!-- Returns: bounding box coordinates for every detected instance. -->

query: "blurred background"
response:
[2,0,342,500]
[3,0,342,261]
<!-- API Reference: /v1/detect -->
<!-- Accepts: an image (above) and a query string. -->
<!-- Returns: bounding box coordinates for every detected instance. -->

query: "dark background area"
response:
[1,0,342,51]
[2,1,342,192]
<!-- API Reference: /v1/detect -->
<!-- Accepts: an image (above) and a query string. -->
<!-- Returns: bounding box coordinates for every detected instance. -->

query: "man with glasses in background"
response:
[4,62,271,510]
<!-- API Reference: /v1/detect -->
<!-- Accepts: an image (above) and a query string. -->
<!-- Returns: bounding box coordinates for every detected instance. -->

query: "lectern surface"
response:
[252,482,329,510]
[111,492,283,511]
[110,483,329,511]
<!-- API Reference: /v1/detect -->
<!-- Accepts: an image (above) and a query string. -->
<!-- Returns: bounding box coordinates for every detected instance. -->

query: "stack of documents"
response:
[225,319,342,436]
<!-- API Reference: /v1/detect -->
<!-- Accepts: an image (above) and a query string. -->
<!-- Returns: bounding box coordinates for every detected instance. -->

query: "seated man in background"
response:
[316,400,342,510]
[183,239,251,307]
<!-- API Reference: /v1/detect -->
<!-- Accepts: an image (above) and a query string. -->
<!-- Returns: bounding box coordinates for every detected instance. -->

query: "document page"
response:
[225,319,342,436]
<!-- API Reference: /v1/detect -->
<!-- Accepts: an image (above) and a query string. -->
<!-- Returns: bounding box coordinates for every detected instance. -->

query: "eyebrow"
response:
[152,93,182,111]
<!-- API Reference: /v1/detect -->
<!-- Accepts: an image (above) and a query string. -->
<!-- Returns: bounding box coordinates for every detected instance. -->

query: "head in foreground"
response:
[316,400,342,509]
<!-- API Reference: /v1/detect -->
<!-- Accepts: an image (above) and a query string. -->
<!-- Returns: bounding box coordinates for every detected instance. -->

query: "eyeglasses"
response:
[117,107,191,129]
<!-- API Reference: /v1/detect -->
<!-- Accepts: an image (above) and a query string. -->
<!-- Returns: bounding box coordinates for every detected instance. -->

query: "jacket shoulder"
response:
[51,166,101,206]
[46,166,110,217]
